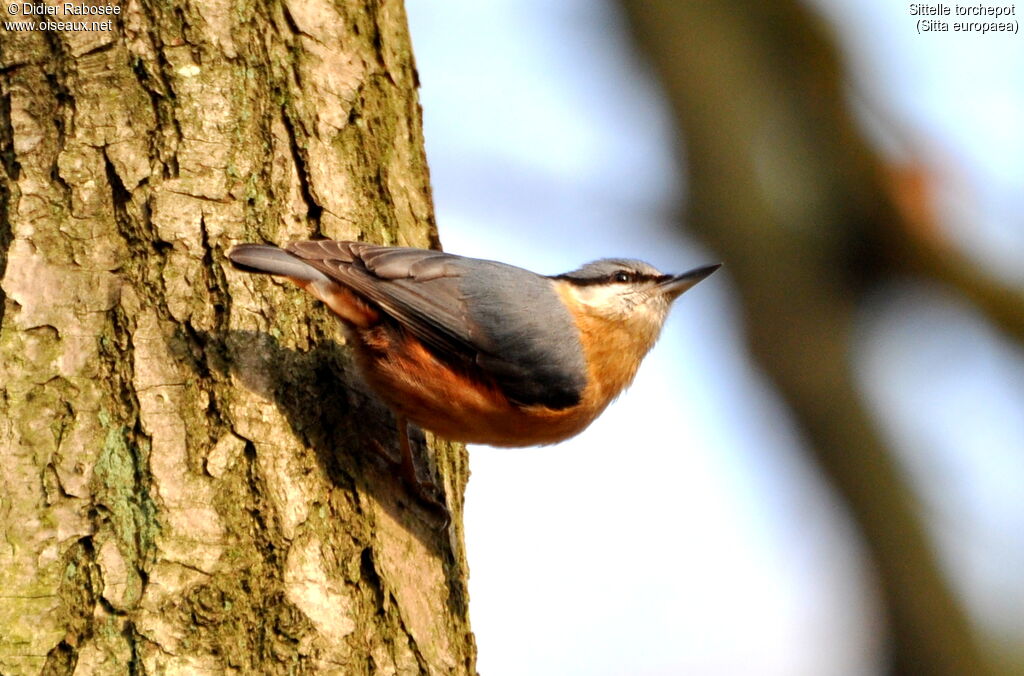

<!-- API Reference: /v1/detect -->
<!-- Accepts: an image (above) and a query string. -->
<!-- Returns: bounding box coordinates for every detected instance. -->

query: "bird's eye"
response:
[614,271,632,283]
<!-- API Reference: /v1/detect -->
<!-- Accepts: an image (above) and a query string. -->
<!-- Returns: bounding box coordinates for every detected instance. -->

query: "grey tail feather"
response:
[226,244,330,283]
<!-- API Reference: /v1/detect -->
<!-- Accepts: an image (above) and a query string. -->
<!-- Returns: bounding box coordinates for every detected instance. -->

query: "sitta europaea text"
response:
[227,240,718,510]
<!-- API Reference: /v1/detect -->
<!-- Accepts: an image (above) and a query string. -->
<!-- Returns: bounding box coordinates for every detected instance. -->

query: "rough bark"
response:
[0,1,475,674]
[619,1,996,674]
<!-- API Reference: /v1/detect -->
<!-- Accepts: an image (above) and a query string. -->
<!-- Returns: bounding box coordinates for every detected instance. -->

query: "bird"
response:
[227,239,718,514]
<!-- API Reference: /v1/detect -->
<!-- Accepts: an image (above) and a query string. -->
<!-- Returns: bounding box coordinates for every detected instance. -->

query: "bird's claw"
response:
[369,436,450,529]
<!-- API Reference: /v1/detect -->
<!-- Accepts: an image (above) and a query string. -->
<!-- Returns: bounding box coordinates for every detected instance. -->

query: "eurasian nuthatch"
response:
[227,240,718,510]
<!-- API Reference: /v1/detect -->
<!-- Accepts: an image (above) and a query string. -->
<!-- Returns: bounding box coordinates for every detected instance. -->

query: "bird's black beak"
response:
[659,263,721,300]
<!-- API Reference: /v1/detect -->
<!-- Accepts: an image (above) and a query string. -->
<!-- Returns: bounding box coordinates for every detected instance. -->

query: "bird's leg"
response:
[395,416,450,524]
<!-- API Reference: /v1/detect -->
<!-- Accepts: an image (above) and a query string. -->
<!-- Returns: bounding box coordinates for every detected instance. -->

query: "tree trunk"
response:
[0,2,475,674]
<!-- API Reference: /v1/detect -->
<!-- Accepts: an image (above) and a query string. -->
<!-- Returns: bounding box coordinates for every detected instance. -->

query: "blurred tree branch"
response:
[886,164,1024,343]
[620,1,1000,673]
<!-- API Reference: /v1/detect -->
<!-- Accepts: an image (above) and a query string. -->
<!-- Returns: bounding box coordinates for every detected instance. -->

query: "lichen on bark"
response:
[0,2,475,674]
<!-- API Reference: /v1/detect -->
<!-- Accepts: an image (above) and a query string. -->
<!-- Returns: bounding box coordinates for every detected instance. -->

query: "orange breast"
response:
[354,324,607,446]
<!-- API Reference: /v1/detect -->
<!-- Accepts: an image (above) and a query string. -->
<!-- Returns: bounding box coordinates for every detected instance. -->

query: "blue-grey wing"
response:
[286,241,587,408]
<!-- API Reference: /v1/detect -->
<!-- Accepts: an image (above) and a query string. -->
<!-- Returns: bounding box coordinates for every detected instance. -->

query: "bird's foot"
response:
[369,435,450,530]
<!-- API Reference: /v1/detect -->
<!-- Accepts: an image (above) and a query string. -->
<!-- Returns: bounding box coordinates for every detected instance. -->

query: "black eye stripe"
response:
[613,271,670,284]
[553,270,667,286]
